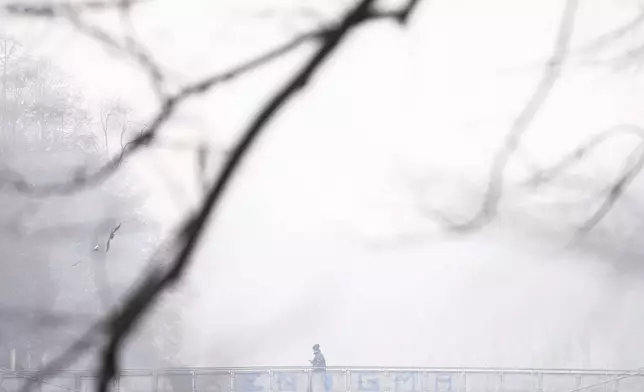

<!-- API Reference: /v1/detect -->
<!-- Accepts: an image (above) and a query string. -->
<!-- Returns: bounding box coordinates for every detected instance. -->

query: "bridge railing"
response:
[0,367,642,392]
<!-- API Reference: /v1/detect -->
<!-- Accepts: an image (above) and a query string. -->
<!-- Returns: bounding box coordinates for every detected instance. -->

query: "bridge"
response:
[0,367,640,392]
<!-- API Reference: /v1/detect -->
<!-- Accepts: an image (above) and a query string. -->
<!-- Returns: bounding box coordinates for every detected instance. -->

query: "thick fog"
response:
[2,0,644,377]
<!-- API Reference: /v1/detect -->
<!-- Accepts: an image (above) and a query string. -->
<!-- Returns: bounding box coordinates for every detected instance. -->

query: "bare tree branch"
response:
[581,8,644,54]
[118,122,128,151]
[5,0,165,99]
[575,142,644,236]
[196,143,209,193]
[0,366,80,392]
[576,6,644,74]
[433,0,579,233]
[510,123,644,237]
[6,1,423,391]
[176,29,325,97]
[16,324,103,392]
[64,7,165,99]
[609,41,644,71]
[526,123,644,188]
[100,105,115,155]
[117,0,154,82]
[0,27,324,196]
[1,0,421,198]
[368,0,421,24]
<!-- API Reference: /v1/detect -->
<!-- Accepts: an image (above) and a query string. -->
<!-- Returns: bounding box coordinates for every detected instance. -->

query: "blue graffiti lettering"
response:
[276,374,297,391]
[394,372,416,392]
[310,372,333,392]
[356,374,380,391]
[239,374,264,392]
[435,374,452,392]
[324,374,333,392]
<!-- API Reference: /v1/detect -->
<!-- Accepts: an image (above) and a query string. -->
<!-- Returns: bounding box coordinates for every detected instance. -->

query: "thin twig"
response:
[16,324,103,392]
[435,0,579,233]
[0,1,416,197]
[575,141,644,236]
[0,367,80,392]
[63,7,165,99]
[91,1,421,392]
[526,123,644,188]
[5,1,164,98]
[5,2,423,391]
[581,8,644,54]
[0,25,326,196]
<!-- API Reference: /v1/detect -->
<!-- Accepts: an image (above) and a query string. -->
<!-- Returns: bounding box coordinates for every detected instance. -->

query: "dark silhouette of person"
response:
[309,344,326,371]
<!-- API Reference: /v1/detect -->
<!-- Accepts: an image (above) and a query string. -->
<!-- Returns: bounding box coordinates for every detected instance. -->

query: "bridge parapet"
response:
[0,367,641,392]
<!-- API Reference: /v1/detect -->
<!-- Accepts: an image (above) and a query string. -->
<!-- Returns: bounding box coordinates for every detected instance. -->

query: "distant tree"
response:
[0,34,185,370]
[0,1,423,388]
[100,98,131,156]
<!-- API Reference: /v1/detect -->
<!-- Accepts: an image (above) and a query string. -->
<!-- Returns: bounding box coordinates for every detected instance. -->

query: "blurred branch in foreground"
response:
[526,124,644,188]
[575,141,644,237]
[523,124,644,238]
[6,0,163,97]
[583,8,644,53]
[424,0,579,233]
[580,5,644,71]
[4,1,424,392]
[1,2,373,196]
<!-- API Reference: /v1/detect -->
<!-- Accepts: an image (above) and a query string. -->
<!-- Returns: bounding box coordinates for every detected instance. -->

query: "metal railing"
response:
[0,367,642,392]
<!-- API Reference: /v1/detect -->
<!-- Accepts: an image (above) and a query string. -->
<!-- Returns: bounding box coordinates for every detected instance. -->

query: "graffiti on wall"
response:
[232,371,454,392]
[6,368,631,392]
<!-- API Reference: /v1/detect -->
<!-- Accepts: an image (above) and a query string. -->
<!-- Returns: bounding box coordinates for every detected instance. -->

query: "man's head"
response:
[312,344,320,352]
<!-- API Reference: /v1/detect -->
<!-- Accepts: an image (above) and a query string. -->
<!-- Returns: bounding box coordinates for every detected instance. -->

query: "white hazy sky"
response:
[5,0,644,369]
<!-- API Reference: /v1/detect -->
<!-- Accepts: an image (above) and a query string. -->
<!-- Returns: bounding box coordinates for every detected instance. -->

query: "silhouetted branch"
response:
[0,367,79,392]
[433,0,579,233]
[119,124,128,151]
[63,8,165,98]
[576,142,644,236]
[120,121,145,151]
[175,29,326,97]
[110,1,422,391]
[582,8,644,54]
[100,106,115,155]
[17,324,102,392]
[0,27,322,196]
[196,143,209,193]
[368,0,421,24]
[2,0,421,199]
[577,6,644,73]
[611,41,644,71]
[515,123,644,236]
[5,0,165,98]
[526,124,644,188]
[5,1,422,391]
[117,0,154,85]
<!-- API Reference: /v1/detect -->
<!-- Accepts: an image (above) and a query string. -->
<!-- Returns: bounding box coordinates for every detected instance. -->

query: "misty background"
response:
[1,0,644,375]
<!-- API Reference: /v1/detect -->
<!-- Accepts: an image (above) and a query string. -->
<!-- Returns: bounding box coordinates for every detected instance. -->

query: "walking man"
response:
[309,344,326,371]
[308,344,327,392]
